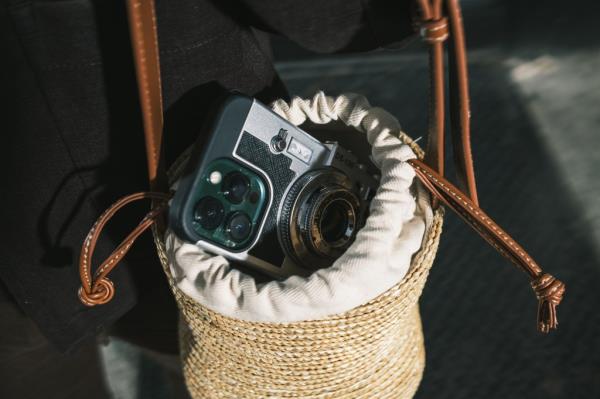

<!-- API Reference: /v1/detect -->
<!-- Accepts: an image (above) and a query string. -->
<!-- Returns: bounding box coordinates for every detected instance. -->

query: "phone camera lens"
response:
[194,196,225,230]
[226,212,252,242]
[222,172,250,204]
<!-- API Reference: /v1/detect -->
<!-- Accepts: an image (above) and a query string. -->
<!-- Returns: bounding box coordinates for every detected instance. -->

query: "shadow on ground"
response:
[275,46,599,398]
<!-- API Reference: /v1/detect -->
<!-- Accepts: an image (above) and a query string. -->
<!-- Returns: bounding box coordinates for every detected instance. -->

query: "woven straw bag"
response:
[151,104,444,398]
[77,1,566,398]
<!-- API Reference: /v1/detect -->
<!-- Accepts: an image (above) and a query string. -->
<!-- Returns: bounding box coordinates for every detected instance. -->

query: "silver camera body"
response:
[169,95,379,278]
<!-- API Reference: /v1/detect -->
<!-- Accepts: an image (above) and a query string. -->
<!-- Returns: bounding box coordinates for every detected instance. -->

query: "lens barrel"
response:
[302,188,358,256]
[319,198,355,246]
[279,170,363,270]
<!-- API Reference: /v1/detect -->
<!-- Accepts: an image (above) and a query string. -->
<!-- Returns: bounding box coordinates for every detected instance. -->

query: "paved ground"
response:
[274,49,600,399]
[101,1,600,397]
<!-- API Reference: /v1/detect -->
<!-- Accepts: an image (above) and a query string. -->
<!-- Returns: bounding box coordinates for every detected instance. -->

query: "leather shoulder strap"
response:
[77,0,171,307]
[418,0,478,204]
[446,0,478,203]
[126,0,167,192]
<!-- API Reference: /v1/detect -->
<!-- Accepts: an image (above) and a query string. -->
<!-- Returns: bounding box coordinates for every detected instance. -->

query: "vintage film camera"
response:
[169,95,379,278]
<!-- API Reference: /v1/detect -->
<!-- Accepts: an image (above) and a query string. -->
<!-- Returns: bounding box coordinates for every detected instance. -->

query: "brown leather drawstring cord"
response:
[412,0,565,332]
[408,160,565,332]
[78,192,171,306]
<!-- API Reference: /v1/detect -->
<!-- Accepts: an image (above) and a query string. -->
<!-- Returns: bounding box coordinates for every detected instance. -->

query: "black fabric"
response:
[0,0,415,352]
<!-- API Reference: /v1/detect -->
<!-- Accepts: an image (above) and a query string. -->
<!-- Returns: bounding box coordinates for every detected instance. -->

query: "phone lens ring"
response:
[194,196,225,230]
[222,172,250,204]
[226,212,252,242]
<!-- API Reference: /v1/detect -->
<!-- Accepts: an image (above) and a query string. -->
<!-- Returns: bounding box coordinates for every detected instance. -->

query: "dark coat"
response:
[0,0,414,351]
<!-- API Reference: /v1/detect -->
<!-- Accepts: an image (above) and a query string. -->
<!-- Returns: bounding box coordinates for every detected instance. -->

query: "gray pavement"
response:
[275,47,600,398]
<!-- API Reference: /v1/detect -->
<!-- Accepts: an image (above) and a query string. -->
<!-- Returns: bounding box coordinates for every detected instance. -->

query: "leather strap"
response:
[77,0,170,307]
[412,2,564,332]
[418,0,478,205]
[77,0,565,333]
[446,0,478,204]
[126,0,167,192]
[409,159,564,332]
[78,192,171,306]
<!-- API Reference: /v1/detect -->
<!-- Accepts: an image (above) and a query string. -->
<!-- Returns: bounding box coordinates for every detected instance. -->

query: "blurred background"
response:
[101,0,600,397]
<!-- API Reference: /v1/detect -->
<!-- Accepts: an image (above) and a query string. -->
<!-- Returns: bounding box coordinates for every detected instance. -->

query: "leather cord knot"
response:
[78,278,115,307]
[410,159,566,334]
[78,192,171,307]
[531,273,565,333]
[420,17,449,43]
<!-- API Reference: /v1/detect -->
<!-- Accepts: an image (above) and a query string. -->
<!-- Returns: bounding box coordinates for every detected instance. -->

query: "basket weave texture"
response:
[154,130,443,398]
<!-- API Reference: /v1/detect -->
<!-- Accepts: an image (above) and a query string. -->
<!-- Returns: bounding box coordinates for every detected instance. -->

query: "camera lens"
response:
[320,199,352,245]
[222,172,250,204]
[194,196,225,230]
[226,212,252,242]
[279,171,363,270]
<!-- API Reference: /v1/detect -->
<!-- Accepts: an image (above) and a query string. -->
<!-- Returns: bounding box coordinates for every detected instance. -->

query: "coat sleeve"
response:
[231,0,417,53]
